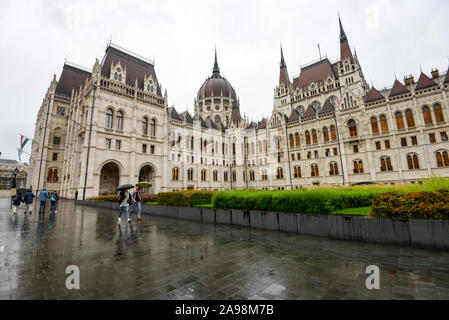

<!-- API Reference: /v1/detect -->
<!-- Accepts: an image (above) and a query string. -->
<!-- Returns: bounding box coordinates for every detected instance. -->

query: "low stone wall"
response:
[76,201,449,251]
[0,189,11,198]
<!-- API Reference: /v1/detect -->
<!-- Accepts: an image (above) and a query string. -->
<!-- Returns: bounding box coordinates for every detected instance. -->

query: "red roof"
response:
[415,72,437,90]
[340,41,353,63]
[319,99,335,114]
[292,59,336,90]
[364,87,385,103]
[55,64,91,97]
[303,105,316,119]
[231,107,242,125]
[257,119,267,129]
[288,110,300,122]
[101,45,160,95]
[389,79,410,97]
[197,76,237,100]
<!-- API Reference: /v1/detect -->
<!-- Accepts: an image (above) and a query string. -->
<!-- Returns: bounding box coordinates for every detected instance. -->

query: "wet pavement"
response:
[0,198,448,300]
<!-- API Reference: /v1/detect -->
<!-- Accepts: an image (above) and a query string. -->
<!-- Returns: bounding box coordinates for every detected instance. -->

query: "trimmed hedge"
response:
[156,191,214,207]
[87,194,157,203]
[371,190,449,220]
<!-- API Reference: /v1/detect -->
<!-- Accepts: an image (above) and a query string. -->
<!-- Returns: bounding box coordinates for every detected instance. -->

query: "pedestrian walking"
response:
[39,188,49,214]
[11,192,22,215]
[49,191,58,214]
[23,189,35,215]
[129,185,143,222]
[118,189,132,224]
[74,190,78,204]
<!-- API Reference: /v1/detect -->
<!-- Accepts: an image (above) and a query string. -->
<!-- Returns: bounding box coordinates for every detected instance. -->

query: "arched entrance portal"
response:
[139,165,155,193]
[99,162,120,195]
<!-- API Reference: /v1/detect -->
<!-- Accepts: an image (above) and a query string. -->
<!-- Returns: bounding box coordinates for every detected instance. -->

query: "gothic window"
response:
[305,131,311,145]
[370,117,379,134]
[150,119,156,136]
[311,164,319,177]
[434,104,445,122]
[293,166,301,178]
[147,80,154,93]
[289,134,294,148]
[232,170,236,182]
[380,115,389,132]
[329,162,339,176]
[224,171,228,182]
[106,108,113,128]
[249,170,255,181]
[201,169,207,181]
[323,127,329,142]
[380,157,393,172]
[213,170,218,182]
[276,167,284,179]
[116,111,123,130]
[407,154,420,170]
[353,160,364,174]
[405,109,415,128]
[187,168,194,181]
[395,111,405,130]
[47,168,58,183]
[312,129,318,144]
[436,151,449,168]
[295,133,301,147]
[330,125,337,141]
[348,119,357,137]
[142,117,148,135]
[422,106,433,125]
[172,167,179,181]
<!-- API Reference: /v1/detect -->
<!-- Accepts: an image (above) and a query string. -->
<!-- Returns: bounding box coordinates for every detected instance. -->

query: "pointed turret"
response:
[212,48,220,77]
[338,15,353,63]
[279,44,290,87]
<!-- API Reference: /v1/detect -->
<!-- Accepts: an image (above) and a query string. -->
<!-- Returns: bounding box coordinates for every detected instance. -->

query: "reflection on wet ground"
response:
[0,199,448,300]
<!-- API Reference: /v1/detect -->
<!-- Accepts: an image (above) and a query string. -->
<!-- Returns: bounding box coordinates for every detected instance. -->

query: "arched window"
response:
[305,131,311,145]
[187,168,194,181]
[323,127,329,142]
[232,170,236,182]
[293,166,301,178]
[348,119,357,137]
[312,129,318,144]
[213,170,218,182]
[353,160,364,174]
[47,168,53,182]
[380,157,393,172]
[147,80,154,93]
[422,106,433,125]
[380,115,389,132]
[370,117,379,134]
[434,104,445,122]
[172,167,179,180]
[407,154,420,170]
[142,117,148,135]
[201,169,207,182]
[295,133,300,147]
[116,111,123,130]
[405,109,415,128]
[276,167,284,179]
[436,151,449,168]
[150,119,156,136]
[395,111,405,130]
[249,170,255,181]
[289,134,294,148]
[261,169,268,181]
[106,109,113,129]
[311,164,319,177]
[329,162,339,176]
[47,168,58,183]
[330,125,337,141]
[224,171,228,182]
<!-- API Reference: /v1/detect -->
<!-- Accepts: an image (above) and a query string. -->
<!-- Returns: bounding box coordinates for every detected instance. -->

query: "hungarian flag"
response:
[20,135,29,149]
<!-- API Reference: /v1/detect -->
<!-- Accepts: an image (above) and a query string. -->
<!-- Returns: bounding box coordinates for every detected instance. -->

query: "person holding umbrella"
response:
[117,184,133,224]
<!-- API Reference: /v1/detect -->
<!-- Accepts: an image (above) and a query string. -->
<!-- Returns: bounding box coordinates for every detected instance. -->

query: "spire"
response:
[339,14,347,43]
[212,47,220,77]
[280,44,286,69]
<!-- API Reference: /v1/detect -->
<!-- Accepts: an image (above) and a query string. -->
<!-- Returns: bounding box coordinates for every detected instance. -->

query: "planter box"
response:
[216,209,231,225]
[328,216,367,242]
[297,214,329,237]
[250,211,279,231]
[231,210,250,227]
[178,207,201,222]
[279,212,298,233]
[365,218,411,246]
[201,208,215,224]
[409,219,449,250]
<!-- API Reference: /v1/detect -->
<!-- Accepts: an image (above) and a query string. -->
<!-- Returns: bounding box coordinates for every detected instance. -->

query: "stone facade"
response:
[29,19,449,199]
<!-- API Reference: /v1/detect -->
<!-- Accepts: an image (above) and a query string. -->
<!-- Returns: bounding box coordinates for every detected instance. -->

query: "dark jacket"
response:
[23,191,35,204]
[12,194,22,206]
[119,191,132,206]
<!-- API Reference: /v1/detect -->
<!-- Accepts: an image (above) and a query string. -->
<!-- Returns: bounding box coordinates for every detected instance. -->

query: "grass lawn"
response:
[333,207,371,216]
[143,202,158,205]
[193,203,214,208]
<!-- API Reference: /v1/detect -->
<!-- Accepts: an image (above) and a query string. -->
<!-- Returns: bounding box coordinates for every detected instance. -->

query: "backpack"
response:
[50,195,56,202]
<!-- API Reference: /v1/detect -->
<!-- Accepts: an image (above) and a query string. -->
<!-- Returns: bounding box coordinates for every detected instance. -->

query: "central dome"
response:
[196,50,237,101]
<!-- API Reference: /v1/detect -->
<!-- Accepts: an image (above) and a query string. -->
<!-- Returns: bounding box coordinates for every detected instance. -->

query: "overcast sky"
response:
[1,0,448,163]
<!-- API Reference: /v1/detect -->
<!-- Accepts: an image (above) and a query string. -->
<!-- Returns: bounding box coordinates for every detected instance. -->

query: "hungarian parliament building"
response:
[29,17,449,199]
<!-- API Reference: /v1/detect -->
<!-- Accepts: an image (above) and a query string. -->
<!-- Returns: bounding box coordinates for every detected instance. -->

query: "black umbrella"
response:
[116,184,134,191]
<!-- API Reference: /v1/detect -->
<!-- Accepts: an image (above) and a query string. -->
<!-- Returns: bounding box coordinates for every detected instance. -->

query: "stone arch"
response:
[99,161,121,195]
[137,162,157,193]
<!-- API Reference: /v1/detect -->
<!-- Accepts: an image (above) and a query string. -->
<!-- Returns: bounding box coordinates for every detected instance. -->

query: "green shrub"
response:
[87,193,157,203]
[371,190,449,220]
[156,190,214,207]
